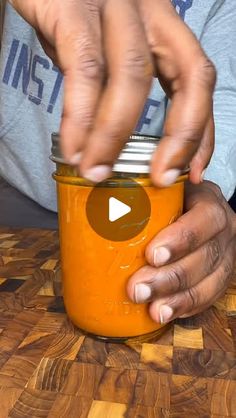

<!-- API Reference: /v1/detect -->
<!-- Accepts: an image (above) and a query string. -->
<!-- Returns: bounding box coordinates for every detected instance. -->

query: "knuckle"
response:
[207,201,227,233]
[177,132,202,150]
[216,205,228,231]
[185,287,198,311]
[205,239,221,270]
[215,268,231,294]
[64,106,94,130]
[122,48,153,82]
[207,181,224,201]
[182,229,200,251]
[176,219,200,251]
[221,252,235,280]
[79,55,104,80]
[166,265,188,293]
[165,127,202,148]
[71,39,104,81]
[85,0,100,14]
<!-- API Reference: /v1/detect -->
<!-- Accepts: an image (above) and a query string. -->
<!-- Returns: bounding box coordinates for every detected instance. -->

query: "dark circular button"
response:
[86,178,151,241]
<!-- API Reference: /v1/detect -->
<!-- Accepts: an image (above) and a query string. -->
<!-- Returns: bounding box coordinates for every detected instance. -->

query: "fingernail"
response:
[153,247,171,266]
[83,165,111,183]
[201,169,206,182]
[135,283,152,303]
[159,169,181,187]
[68,152,82,165]
[160,305,174,324]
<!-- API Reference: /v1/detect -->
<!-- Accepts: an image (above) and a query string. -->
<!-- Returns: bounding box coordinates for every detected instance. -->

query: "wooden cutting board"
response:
[0,227,235,418]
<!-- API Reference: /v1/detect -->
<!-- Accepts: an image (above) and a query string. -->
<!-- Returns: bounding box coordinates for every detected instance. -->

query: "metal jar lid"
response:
[51,132,160,174]
[51,132,189,175]
[113,135,160,174]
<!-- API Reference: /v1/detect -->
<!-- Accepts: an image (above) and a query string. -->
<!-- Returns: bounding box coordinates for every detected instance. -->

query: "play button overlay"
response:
[86,178,151,241]
[109,197,131,222]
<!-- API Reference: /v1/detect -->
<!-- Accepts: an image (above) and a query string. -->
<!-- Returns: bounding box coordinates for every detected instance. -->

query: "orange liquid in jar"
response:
[55,175,184,339]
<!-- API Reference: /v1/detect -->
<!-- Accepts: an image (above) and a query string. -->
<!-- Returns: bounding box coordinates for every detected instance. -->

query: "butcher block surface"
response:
[0,227,235,418]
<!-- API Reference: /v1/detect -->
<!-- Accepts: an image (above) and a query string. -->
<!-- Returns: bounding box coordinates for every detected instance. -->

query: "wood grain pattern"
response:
[173,347,236,379]
[0,227,235,417]
[48,395,92,418]
[0,387,23,418]
[88,400,127,418]
[173,325,203,349]
[170,375,208,417]
[9,388,57,418]
[140,344,173,373]
[208,378,236,416]
[125,405,170,418]
[95,368,137,404]
[105,343,140,370]
[61,363,103,398]
[132,371,170,408]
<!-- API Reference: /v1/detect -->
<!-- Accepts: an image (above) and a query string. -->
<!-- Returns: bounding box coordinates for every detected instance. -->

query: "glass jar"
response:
[51,134,188,342]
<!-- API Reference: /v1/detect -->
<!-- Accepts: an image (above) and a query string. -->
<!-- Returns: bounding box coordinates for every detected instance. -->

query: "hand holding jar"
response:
[127,181,236,324]
[10,0,215,186]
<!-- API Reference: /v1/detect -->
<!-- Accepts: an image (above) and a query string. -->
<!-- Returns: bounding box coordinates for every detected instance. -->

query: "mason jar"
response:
[51,133,188,342]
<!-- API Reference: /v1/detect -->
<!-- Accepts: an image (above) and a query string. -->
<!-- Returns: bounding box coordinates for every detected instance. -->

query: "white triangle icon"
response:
[109,197,131,222]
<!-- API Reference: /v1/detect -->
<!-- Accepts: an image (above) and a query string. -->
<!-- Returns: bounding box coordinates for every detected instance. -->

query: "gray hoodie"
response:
[0,0,235,211]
